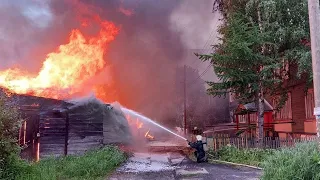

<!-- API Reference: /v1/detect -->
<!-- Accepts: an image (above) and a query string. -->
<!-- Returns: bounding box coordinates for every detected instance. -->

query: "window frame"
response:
[273,92,292,121]
[305,88,315,120]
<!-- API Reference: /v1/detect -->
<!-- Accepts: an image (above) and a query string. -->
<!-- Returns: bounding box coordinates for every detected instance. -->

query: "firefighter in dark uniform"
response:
[187,135,208,163]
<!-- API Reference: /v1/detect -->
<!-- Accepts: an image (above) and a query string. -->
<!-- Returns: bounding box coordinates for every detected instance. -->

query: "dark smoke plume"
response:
[74,0,186,123]
[0,0,230,126]
[0,0,80,72]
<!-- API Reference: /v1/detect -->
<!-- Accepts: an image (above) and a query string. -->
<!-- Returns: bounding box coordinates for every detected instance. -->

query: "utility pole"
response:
[308,0,320,139]
[184,65,187,135]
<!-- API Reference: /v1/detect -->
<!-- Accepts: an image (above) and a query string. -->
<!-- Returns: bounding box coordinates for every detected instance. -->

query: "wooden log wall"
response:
[67,112,103,155]
[11,94,104,159]
[39,109,103,158]
[39,111,66,158]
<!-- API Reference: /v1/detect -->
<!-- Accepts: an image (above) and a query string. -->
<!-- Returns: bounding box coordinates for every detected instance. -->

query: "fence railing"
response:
[206,136,318,151]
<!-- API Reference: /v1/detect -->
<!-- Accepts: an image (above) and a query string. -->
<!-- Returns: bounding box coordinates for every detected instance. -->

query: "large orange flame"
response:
[127,115,144,129]
[0,16,119,99]
[126,114,155,140]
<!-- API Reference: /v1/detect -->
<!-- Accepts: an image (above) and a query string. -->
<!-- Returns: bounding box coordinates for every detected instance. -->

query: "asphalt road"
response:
[108,152,261,180]
[176,158,261,180]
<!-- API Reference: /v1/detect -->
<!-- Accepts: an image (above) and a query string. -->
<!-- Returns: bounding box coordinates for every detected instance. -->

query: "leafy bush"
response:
[209,145,275,167]
[0,92,25,179]
[0,154,31,180]
[16,146,127,180]
[261,142,320,180]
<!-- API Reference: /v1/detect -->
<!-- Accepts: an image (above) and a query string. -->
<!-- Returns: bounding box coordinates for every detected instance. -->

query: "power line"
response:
[188,29,218,85]
[190,29,218,71]
[182,36,216,86]
[190,9,218,67]
[199,29,216,53]
[190,28,217,68]
[202,30,216,53]
[187,30,218,85]
[186,64,212,87]
[203,31,218,54]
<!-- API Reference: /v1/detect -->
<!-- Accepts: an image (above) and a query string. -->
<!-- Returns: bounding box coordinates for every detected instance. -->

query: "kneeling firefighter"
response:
[187,135,208,163]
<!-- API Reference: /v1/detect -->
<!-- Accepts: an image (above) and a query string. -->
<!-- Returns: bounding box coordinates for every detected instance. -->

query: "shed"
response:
[233,100,274,136]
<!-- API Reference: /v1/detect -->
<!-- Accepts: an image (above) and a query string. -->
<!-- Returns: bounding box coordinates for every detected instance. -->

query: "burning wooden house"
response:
[14,93,132,160]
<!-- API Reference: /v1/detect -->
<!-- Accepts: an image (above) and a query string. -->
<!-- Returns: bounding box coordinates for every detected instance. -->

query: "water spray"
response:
[122,107,187,141]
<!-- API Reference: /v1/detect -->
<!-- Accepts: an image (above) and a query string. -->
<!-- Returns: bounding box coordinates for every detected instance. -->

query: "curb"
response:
[209,159,263,170]
[206,153,262,170]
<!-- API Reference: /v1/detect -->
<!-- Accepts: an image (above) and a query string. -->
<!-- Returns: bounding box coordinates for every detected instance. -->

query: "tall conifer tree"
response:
[199,0,311,143]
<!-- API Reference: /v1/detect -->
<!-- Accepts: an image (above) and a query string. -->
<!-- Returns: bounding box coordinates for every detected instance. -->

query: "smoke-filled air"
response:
[0,0,228,129]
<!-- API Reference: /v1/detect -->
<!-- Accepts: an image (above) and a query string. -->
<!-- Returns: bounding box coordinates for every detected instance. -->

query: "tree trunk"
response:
[255,89,264,147]
[256,0,265,147]
[257,96,264,147]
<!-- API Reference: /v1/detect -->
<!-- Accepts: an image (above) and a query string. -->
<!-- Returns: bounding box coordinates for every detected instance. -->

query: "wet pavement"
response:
[108,152,261,180]
[176,158,261,180]
[116,152,177,173]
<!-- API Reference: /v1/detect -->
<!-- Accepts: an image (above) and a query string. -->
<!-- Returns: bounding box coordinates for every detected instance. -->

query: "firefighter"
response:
[187,135,208,163]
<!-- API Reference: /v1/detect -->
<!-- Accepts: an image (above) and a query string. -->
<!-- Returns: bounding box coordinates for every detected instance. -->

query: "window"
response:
[273,93,292,120]
[305,89,315,119]
[238,113,257,123]
[249,113,257,123]
[238,114,247,123]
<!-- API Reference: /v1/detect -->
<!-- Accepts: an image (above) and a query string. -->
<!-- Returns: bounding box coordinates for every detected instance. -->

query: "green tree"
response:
[198,0,311,143]
[257,0,311,80]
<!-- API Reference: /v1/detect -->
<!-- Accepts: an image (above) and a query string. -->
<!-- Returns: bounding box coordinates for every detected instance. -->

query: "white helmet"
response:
[196,135,202,141]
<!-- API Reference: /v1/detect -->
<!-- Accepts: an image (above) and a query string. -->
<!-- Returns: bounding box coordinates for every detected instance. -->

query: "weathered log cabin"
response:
[12,93,131,160]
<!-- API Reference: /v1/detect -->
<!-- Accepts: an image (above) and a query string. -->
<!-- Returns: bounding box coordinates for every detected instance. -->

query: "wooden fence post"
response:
[23,120,27,145]
[64,111,69,156]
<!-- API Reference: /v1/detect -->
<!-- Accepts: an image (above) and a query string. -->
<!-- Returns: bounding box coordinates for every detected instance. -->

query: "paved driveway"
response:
[108,152,261,180]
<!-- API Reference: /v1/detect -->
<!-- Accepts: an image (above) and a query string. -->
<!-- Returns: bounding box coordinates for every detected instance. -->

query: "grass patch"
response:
[16,146,127,180]
[201,142,320,179]
[207,145,275,167]
[261,142,320,180]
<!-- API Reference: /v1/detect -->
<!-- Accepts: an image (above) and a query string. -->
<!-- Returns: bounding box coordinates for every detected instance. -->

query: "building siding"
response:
[291,83,306,133]
[304,120,316,133]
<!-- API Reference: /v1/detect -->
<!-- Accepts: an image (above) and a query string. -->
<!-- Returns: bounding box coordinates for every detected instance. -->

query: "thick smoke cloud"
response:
[0,0,49,70]
[74,0,186,122]
[170,0,222,82]
[0,0,85,73]
[0,0,230,125]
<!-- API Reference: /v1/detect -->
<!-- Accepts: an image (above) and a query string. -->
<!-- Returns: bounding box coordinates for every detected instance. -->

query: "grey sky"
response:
[0,0,52,69]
